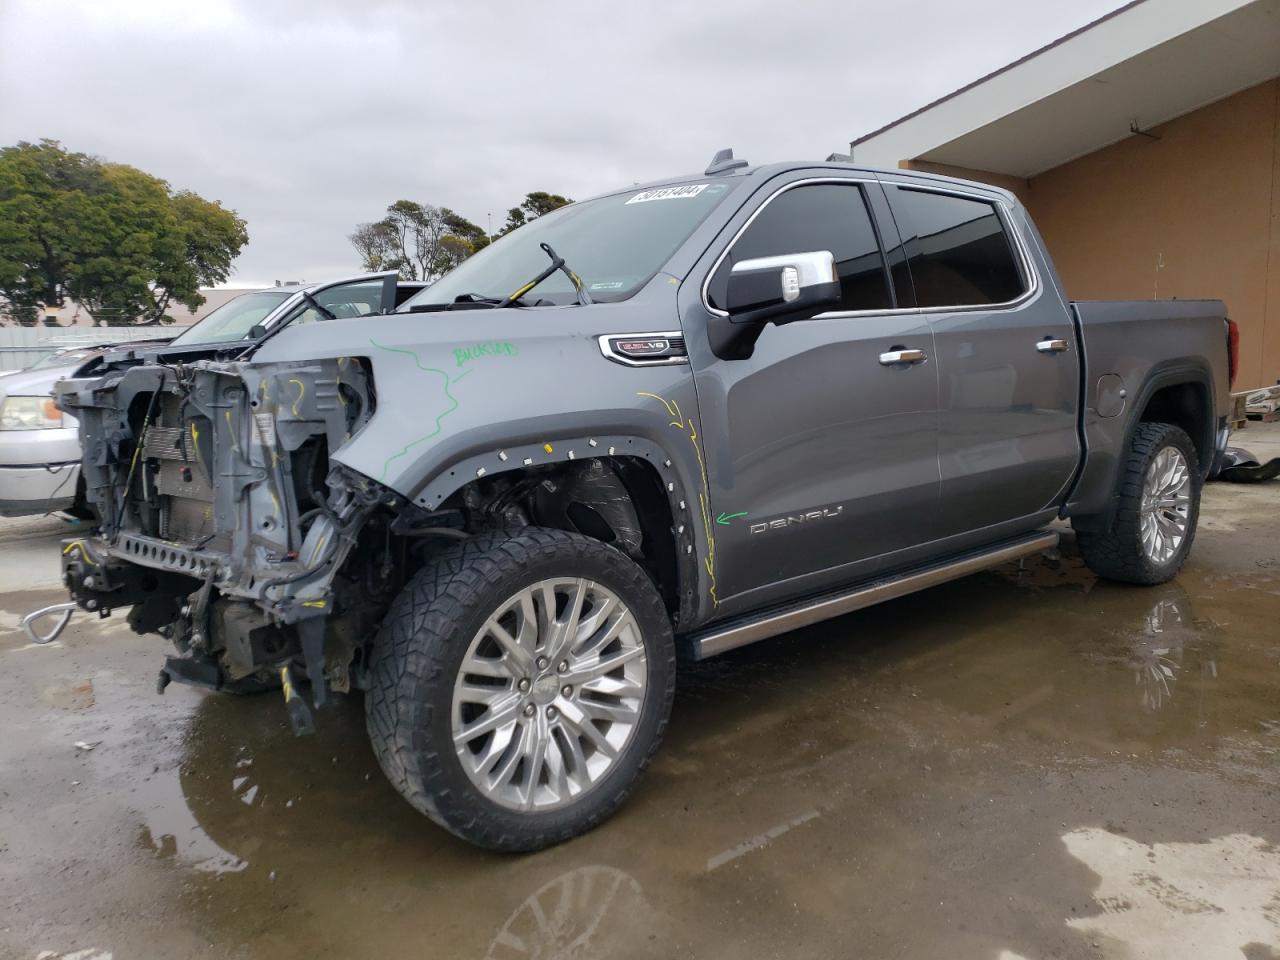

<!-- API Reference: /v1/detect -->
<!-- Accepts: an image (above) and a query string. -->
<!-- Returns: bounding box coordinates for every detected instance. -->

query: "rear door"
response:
[882,181,1080,536]
[684,174,941,613]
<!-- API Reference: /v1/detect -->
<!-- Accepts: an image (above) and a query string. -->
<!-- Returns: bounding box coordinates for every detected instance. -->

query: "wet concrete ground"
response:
[2,426,1279,960]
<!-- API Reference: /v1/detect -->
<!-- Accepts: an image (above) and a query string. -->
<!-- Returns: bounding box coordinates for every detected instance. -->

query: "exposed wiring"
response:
[113,387,161,541]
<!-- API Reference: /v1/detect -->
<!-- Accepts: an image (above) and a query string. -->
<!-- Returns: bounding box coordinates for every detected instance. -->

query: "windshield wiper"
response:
[300,290,337,321]
[497,243,593,308]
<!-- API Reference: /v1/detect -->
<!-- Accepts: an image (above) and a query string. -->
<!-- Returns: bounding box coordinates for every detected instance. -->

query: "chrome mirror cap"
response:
[730,250,836,299]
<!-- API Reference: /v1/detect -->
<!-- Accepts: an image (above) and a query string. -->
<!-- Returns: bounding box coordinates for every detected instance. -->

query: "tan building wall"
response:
[902,78,1280,392]
[900,159,1034,206]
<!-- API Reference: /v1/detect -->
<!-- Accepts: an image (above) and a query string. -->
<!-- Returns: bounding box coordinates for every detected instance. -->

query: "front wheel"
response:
[1075,422,1201,584]
[365,528,675,852]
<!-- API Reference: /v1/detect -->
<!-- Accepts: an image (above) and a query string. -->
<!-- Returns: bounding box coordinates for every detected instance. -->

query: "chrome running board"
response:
[684,530,1060,660]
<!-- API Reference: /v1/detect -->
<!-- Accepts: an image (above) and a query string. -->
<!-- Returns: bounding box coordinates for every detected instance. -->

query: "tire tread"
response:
[1075,422,1201,585]
[365,527,675,852]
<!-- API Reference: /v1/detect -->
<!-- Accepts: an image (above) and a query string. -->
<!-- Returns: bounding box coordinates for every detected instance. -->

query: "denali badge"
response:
[749,505,844,535]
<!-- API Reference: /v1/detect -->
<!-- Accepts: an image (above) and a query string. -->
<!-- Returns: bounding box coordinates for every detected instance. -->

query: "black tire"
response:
[365,527,676,852]
[1074,422,1201,585]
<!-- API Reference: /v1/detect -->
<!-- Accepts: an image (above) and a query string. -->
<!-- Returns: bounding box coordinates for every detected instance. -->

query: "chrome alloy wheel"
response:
[1140,446,1192,564]
[451,578,648,811]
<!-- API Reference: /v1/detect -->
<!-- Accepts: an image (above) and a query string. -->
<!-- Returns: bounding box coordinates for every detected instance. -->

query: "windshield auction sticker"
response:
[626,184,709,204]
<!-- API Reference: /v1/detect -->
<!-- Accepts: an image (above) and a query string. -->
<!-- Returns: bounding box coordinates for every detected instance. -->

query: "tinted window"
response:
[890,189,1025,307]
[707,183,891,313]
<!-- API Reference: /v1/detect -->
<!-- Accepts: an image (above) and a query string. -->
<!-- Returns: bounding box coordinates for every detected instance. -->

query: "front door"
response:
[881,182,1080,537]
[684,176,941,615]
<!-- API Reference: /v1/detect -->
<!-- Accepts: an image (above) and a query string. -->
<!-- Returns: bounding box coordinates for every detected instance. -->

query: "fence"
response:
[0,326,191,372]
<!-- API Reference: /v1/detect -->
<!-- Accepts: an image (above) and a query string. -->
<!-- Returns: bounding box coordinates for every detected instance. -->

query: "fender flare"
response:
[1121,360,1217,476]
[405,433,708,629]
[1070,359,1217,530]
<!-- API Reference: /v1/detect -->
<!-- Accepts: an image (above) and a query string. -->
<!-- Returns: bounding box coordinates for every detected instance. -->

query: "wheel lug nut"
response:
[517,678,531,693]
[557,660,569,673]
[561,685,573,698]
[523,704,536,717]
[536,657,549,670]
[546,706,557,719]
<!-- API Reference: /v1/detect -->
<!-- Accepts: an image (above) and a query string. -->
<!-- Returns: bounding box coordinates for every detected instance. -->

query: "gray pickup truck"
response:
[50,151,1235,852]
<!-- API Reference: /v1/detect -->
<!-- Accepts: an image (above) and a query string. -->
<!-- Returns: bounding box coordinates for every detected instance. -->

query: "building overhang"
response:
[850,0,1280,178]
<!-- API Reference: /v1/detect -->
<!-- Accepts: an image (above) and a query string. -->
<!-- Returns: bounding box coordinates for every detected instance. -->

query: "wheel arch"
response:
[1134,374,1213,475]
[1067,359,1216,530]
[415,435,703,631]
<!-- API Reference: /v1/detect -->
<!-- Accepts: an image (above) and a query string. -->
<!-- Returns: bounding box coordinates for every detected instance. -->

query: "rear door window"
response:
[707,182,892,314]
[888,188,1026,307]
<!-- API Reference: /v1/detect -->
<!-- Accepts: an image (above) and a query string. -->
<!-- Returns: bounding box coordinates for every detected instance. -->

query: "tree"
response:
[349,201,487,281]
[500,190,572,235]
[0,139,247,326]
[349,221,400,274]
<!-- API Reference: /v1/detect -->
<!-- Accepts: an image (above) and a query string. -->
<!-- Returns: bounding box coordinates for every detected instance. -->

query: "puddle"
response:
[484,866,653,960]
[5,517,1280,959]
[134,768,247,874]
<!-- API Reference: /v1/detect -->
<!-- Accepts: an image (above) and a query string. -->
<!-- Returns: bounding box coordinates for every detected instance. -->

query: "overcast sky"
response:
[1,0,1118,288]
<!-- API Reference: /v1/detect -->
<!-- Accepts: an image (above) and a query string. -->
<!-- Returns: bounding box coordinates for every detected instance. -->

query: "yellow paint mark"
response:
[224,410,242,456]
[636,391,686,429]
[270,490,280,515]
[302,599,326,609]
[280,666,294,702]
[637,391,718,607]
[543,442,554,454]
[310,534,327,565]
[188,422,206,473]
[288,378,305,417]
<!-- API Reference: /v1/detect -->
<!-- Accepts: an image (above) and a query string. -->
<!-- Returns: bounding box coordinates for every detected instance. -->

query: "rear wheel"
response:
[365,528,675,852]
[1075,422,1201,584]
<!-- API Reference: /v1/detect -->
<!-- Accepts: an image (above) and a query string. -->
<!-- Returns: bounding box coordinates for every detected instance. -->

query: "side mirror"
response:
[246,324,267,340]
[709,250,841,359]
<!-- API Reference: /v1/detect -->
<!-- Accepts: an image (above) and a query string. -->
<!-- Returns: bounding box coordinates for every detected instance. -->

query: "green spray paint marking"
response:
[369,338,472,482]
[454,341,518,368]
[715,511,748,526]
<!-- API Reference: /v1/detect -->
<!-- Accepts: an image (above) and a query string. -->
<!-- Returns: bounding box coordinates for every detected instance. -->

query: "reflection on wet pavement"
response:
[483,866,650,960]
[3,521,1279,959]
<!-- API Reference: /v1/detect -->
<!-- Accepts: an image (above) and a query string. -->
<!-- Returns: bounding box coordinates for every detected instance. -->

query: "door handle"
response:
[879,348,927,366]
[1036,338,1069,354]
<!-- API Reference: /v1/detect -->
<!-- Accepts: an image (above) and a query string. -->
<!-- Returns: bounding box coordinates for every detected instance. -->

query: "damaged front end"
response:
[54,353,407,728]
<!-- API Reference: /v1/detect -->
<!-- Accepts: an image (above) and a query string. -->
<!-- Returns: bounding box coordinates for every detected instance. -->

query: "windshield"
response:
[171,291,293,346]
[400,180,737,309]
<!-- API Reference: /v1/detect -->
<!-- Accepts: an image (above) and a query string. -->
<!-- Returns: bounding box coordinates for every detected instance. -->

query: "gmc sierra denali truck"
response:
[48,151,1235,852]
